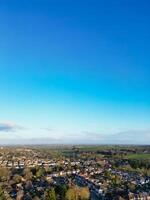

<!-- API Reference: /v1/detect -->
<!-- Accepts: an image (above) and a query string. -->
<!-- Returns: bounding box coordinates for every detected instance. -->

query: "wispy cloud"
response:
[0,123,149,144]
[108,129,150,144]
[0,137,62,145]
[41,128,54,132]
[83,131,102,138]
[82,129,150,144]
[0,122,24,133]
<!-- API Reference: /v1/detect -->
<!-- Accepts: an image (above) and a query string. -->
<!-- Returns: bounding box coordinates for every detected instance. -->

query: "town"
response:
[0,145,150,200]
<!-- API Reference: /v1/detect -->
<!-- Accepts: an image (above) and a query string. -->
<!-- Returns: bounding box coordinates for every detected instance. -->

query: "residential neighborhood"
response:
[0,145,150,199]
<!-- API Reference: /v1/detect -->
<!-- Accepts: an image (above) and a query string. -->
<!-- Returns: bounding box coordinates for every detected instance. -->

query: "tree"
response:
[111,175,122,187]
[80,187,90,200]
[66,186,90,200]
[127,183,136,192]
[45,188,56,200]
[104,170,111,180]
[23,168,33,180]
[0,187,5,200]
[55,185,67,200]
[36,167,45,178]
[0,167,10,182]
[13,174,22,184]
[66,187,78,200]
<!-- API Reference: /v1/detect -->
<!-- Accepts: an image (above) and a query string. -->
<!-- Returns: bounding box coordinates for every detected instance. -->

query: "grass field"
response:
[126,153,150,160]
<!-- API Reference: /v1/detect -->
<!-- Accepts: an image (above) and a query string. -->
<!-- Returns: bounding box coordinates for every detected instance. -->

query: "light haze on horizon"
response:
[0,0,150,144]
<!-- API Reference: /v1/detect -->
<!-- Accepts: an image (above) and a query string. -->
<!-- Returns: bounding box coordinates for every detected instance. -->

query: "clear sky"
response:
[0,0,150,144]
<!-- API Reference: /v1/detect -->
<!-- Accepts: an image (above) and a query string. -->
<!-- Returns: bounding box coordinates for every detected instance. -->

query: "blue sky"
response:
[0,0,150,144]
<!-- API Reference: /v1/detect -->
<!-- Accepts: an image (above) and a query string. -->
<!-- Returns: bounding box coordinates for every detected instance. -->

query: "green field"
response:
[126,153,150,160]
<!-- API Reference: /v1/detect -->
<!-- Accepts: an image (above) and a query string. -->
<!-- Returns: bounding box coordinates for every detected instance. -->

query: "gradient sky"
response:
[0,0,150,144]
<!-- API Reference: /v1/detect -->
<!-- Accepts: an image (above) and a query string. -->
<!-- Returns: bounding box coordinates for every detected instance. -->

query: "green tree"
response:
[0,187,5,200]
[55,185,67,200]
[36,167,45,178]
[127,183,136,192]
[111,174,122,187]
[45,188,56,200]
[13,174,22,184]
